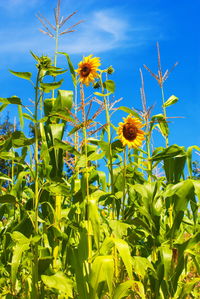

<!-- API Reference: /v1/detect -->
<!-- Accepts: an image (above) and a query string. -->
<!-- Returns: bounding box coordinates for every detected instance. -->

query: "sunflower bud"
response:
[107,66,114,75]
[36,55,52,70]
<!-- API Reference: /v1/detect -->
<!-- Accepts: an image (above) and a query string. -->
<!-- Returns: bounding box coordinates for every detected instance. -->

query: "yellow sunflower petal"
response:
[76,55,101,86]
[117,114,145,149]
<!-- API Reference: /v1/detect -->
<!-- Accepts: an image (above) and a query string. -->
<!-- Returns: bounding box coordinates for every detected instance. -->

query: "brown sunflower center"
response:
[123,123,138,141]
[80,65,91,77]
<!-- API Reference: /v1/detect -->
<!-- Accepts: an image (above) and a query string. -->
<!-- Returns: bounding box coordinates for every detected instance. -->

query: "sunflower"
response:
[117,114,145,148]
[76,55,101,86]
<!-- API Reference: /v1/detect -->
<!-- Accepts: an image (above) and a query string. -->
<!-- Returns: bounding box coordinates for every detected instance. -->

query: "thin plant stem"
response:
[99,72,115,217]
[74,82,80,179]
[32,68,41,299]
[80,84,92,265]
[122,148,127,219]
[52,25,59,99]
[161,85,169,148]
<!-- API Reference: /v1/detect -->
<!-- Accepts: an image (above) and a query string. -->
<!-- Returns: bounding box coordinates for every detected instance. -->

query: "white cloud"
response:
[0,4,163,59]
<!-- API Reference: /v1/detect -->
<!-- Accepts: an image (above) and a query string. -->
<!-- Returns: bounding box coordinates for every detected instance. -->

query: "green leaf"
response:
[114,238,133,280]
[11,232,30,290]
[186,145,200,177]
[117,106,141,119]
[89,255,114,296]
[11,131,35,148]
[18,105,24,129]
[113,280,145,299]
[58,52,77,86]
[150,114,169,137]
[30,51,40,62]
[22,113,36,123]
[151,145,185,161]
[93,91,112,97]
[100,237,115,255]
[46,69,67,76]
[0,96,22,105]
[0,172,12,182]
[109,220,130,239]
[88,151,105,161]
[132,256,156,279]
[178,278,200,298]
[0,104,7,112]
[113,280,133,299]
[88,195,100,249]
[103,80,115,93]
[40,79,64,93]
[53,89,73,113]
[53,138,80,156]
[0,194,16,204]
[41,272,73,296]
[163,95,178,107]
[9,70,32,80]
[160,245,172,280]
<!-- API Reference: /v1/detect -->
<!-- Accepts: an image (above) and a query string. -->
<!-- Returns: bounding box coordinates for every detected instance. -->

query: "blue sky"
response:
[0,0,199,157]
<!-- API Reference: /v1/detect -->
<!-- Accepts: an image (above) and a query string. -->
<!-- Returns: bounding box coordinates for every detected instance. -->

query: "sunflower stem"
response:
[80,84,92,266]
[99,72,115,218]
[122,148,127,219]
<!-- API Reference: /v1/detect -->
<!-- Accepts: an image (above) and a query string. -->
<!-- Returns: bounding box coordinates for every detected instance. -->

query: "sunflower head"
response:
[117,114,145,148]
[76,55,101,86]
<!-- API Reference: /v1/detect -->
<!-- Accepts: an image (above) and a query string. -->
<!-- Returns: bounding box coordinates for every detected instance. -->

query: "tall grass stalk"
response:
[80,84,92,265]
[99,72,115,217]
[32,68,41,299]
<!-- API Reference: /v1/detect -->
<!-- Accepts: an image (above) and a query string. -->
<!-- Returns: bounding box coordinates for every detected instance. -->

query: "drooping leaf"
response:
[114,238,133,280]
[53,138,80,156]
[53,89,73,113]
[150,114,169,137]
[88,195,101,249]
[11,232,30,290]
[117,106,141,119]
[58,52,77,86]
[113,280,145,299]
[41,272,73,296]
[163,95,178,107]
[9,70,32,80]
[89,255,114,296]
[151,145,185,161]
[0,96,22,105]
[103,80,115,93]
[0,104,7,112]
[22,113,36,123]
[160,245,172,280]
[132,256,156,279]
[40,79,64,93]
[11,131,35,148]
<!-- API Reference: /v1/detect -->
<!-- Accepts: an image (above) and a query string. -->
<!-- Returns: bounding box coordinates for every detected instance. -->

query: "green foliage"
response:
[0,14,199,299]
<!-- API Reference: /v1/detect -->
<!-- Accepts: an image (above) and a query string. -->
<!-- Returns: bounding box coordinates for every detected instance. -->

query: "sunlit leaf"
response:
[117,106,141,119]
[163,95,178,107]
[103,80,115,93]
[40,79,64,92]
[9,70,32,80]
[89,255,114,296]
[0,96,22,105]
[41,272,73,296]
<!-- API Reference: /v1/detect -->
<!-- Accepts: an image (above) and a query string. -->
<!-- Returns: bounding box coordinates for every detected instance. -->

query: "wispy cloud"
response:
[0,1,164,60]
